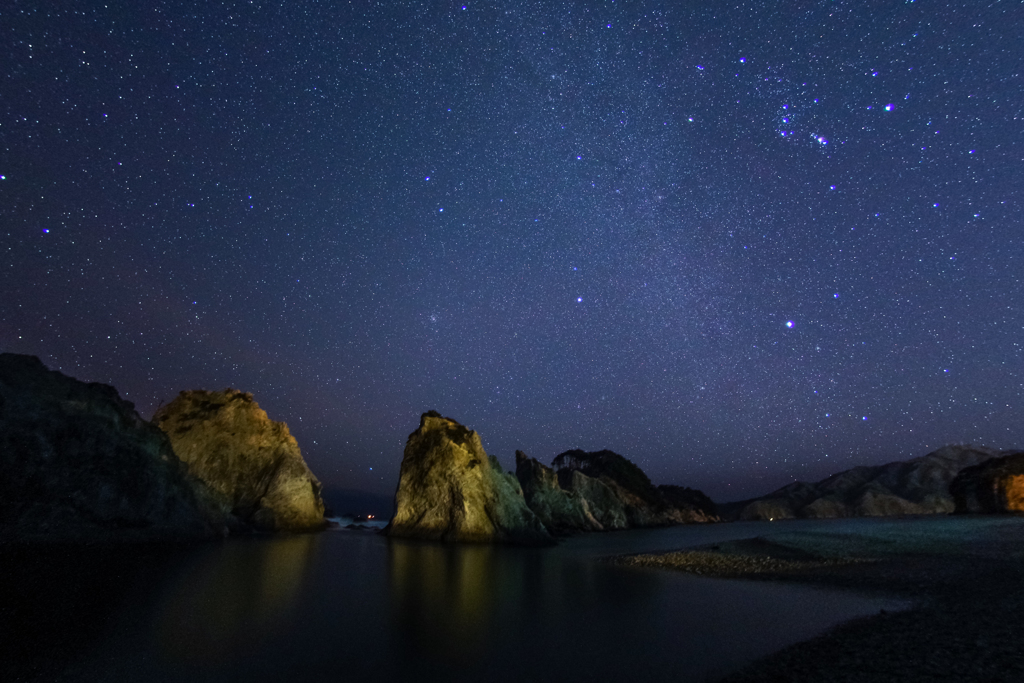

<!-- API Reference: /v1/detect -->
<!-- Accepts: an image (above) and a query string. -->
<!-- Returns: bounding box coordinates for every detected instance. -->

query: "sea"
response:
[1,519,907,683]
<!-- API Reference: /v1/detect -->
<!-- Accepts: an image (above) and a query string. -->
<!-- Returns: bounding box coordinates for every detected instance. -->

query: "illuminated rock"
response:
[0,354,225,541]
[386,412,552,544]
[154,389,325,532]
[950,451,1024,513]
[515,451,603,534]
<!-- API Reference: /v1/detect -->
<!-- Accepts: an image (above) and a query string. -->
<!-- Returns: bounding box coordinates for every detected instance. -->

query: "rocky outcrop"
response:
[0,354,225,541]
[154,389,325,532]
[515,451,602,534]
[386,412,552,544]
[658,485,719,519]
[557,468,629,530]
[950,452,1024,513]
[552,449,716,527]
[728,445,1002,521]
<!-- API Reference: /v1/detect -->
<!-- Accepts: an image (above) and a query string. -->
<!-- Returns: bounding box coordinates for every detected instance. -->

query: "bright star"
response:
[786,321,794,328]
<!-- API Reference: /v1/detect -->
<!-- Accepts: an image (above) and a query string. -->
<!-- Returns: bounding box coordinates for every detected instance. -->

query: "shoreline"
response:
[610,515,1024,682]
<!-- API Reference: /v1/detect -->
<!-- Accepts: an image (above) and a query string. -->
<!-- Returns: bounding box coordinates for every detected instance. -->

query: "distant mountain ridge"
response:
[720,444,1003,521]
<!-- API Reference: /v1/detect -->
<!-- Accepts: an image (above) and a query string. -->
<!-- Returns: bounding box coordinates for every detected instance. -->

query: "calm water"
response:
[1,520,906,683]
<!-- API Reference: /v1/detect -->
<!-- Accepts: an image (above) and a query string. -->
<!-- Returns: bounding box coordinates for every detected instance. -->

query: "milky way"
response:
[2,1,1021,501]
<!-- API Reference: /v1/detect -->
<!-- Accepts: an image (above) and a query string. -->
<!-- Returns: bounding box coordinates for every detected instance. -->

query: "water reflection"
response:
[4,522,916,683]
[388,541,499,663]
[154,534,320,664]
[0,544,190,682]
[386,538,668,680]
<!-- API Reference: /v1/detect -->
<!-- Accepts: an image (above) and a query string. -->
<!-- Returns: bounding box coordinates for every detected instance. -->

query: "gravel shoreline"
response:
[611,516,1024,682]
[615,548,870,577]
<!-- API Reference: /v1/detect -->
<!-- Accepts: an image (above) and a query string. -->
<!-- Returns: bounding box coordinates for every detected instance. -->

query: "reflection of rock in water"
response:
[386,539,669,679]
[388,540,499,663]
[155,534,319,664]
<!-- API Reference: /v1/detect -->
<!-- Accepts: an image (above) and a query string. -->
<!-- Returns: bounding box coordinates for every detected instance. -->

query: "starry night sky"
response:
[3,1,1022,502]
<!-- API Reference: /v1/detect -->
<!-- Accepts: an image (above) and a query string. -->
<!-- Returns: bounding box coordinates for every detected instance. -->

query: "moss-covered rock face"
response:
[0,354,225,541]
[550,448,717,527]
[153,389,325,532]
[515,451,603,534]
[951,452,1024,513]
[386,412,552,545]
[552,449,659,506]
[558,469,629,530]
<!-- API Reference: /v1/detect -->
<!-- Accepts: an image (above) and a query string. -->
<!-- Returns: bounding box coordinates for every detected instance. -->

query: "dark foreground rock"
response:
[0,354,225,542]
[515,451,603,534]
[950,451,1024,513]
[725,444,1001,521]
[386,412,552,544]
[552,449,717,526]
[154,389,326,532]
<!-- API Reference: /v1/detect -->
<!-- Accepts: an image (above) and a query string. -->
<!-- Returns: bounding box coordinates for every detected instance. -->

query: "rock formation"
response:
[154,389,325,532]
[386,412,552,544]
[556,468,629,530]
[950,451,1024,513]
[724,444,1001,521]
[0,354,225,541]
[552,449,716,526]
[658,484,719,519]
[515,451,603,534]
